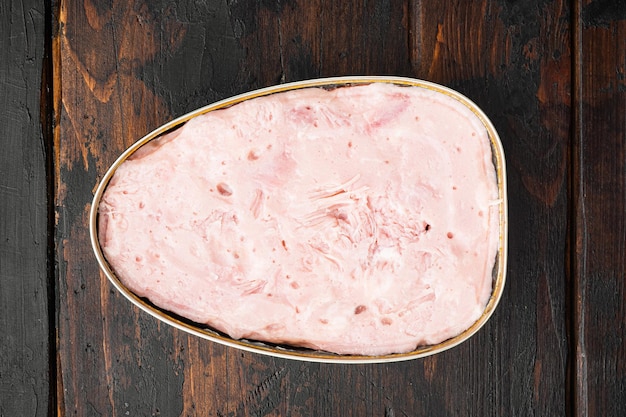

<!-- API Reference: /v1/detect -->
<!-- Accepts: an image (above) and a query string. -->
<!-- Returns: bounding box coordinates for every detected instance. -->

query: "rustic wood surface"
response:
[0,1,51,416]
[0,0,624,415]
[573,1,626,416]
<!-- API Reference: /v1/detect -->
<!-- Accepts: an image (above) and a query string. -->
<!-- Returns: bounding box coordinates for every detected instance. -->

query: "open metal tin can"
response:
[90,76,508,364]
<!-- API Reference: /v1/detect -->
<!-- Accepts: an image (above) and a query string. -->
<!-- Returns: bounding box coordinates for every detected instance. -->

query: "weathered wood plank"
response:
[0,1,50,416]
[55,1,190,415]
[573,1,626,415]
[410,1,571,415]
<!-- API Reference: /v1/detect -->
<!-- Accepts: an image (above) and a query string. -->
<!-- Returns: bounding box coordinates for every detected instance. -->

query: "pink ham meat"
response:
[98,83,500,356]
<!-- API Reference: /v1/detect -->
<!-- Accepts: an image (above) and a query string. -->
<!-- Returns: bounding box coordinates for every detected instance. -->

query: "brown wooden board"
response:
[573,0,626,415]
[47,0,619,415]
[0,0,51,415]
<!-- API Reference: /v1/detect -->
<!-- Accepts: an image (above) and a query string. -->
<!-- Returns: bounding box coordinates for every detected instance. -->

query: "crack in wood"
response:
[235,367,287,417]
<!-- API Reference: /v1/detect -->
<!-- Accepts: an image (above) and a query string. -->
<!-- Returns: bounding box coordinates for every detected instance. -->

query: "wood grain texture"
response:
[0,0,50,416]
[55,1,188,415]
[573,0,626,416]
[410,2,570,416]
[50,0,604,416]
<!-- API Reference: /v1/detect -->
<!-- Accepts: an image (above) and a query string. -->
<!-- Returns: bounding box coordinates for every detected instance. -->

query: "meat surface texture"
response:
[98,83,500,356]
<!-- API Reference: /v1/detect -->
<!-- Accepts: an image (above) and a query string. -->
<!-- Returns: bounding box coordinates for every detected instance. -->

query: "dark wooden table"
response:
[2,0,625,415]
